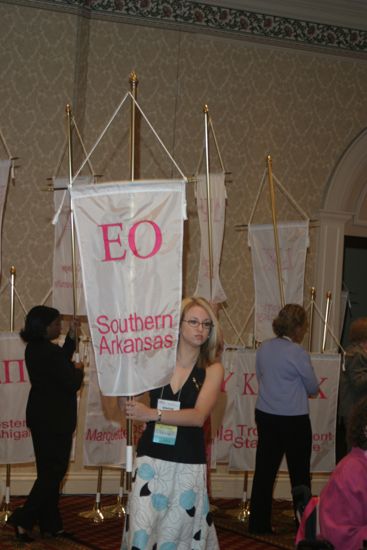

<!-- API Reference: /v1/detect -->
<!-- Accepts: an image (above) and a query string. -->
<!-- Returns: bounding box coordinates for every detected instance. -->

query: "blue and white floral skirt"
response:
[121,455,219,550]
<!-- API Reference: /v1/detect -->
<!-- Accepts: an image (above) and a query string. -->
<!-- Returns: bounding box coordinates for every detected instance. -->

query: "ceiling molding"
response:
[3,0,367,56]
[201,1,367,32]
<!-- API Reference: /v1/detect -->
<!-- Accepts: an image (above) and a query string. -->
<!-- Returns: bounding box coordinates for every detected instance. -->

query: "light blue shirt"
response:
[255,337,319,416]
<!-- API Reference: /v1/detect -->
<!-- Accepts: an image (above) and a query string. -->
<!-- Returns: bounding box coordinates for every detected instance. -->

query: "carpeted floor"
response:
[0,496,296,549]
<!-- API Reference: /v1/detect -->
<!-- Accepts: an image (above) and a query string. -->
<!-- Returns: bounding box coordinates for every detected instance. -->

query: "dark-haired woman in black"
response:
[8,306,84,542]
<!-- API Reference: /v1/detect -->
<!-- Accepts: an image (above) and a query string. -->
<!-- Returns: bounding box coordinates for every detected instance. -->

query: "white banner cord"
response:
[209,118,226,174]
[52,189,67,225]
[71,91,130,184]
[234,303,255,346]
[0,128,13,159]
[40,286,52,307]
[132,93,186,181]
[52,139,67,180]
[273,174,309,220]
[52,120,95,182]
[248,169,267,225]
[0,278,27,314]
[72,91,187,185]
[13,285,27,314]
[221,305,246,346]
[72,116,96,178]
[247,170,309,226]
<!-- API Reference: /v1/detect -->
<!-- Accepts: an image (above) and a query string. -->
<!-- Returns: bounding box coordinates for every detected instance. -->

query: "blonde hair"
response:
[180,296,223,369]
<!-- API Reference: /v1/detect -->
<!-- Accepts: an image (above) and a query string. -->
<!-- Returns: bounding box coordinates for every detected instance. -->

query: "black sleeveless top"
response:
[137,365,207,464]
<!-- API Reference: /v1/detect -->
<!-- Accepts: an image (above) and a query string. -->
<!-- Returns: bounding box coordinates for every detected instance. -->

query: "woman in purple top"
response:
[249,304,319,534]
[319,395,367,549]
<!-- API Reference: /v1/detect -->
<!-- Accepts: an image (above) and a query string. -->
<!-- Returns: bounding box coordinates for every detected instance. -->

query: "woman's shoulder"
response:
[205,360,224,379]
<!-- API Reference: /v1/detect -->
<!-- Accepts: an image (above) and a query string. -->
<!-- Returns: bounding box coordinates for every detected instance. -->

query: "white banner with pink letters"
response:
[213,348,340,473]
[248,221,309,342]
[70,180,186,396]
[0,332,34,464]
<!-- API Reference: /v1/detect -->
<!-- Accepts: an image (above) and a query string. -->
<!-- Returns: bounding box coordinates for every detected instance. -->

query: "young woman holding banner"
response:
[8,306,84,543]
[249,304,319,535]
[121,296,224,550]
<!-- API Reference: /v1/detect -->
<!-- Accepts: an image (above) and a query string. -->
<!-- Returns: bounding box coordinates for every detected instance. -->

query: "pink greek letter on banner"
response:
[0,333,34,464]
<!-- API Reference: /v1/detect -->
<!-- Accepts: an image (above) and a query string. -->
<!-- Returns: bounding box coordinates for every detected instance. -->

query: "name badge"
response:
[153,398,181,446]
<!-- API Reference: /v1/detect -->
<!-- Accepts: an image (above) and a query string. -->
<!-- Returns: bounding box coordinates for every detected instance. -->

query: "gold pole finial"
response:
[203,104,209,114]
[10,265,16,275]
[129,71,138,84]
[66,103,72,115]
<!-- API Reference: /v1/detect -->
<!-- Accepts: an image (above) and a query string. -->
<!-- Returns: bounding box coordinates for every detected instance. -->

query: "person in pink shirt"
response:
[319,395,367,549]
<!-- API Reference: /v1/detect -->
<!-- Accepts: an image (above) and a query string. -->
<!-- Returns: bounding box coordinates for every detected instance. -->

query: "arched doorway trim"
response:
[312,128,367,351]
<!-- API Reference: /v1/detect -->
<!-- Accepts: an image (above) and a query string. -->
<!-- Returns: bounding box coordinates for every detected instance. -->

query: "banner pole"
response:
[204,105,213,300]
[321,291,332,353]
[66,104,80,354]
[308,287,316,352]
[0,266,16,524]
[126,71,139,492]
[266,155,285,307]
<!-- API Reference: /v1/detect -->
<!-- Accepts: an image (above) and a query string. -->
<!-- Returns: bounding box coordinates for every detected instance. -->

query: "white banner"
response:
[52,177,91,316]
[211,346,239,465]
[212,348,339,473]
[71,180,186,396]
[248,221,309,342]
[0,160,11,278]
[0,333,34,464]
[83,346,127,466]
[194,173,227,304]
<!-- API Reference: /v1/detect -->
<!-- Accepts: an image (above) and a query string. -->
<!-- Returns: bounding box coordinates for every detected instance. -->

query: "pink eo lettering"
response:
[99,220,162,262]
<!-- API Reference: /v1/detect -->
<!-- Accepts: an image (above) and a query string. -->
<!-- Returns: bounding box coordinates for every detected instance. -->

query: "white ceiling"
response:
[200,0,367,31]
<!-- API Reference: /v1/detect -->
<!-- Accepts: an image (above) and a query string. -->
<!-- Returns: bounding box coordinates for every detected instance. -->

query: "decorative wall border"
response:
[5,0,367,55]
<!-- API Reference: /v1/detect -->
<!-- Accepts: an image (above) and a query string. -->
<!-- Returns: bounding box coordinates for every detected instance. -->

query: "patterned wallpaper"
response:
[0,1,367,343]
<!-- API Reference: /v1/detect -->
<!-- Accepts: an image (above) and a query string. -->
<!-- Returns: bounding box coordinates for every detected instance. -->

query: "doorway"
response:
[341,235,367,348]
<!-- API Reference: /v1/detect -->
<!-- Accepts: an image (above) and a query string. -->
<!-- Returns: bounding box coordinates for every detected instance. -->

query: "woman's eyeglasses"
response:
[183,319,213,331]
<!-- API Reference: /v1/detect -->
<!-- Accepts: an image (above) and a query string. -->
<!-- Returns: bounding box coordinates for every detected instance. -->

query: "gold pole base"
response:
[0,501,11,527]
[226,500,250,523]
[78,502,104,523]
[100,495,127,519]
